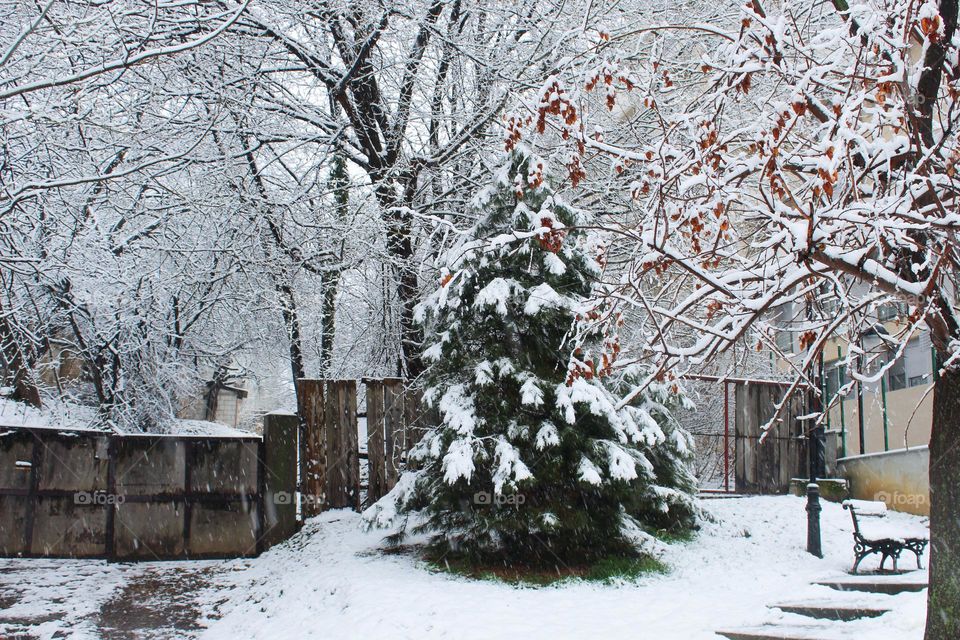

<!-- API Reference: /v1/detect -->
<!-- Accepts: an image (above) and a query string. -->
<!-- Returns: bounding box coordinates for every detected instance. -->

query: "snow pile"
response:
[154,419,258,439]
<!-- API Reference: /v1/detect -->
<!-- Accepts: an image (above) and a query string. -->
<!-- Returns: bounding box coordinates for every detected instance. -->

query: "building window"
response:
[886,356,907,391]
[877,302,906,322]
[824,363,847,399]
[775,330,792,352]
[773,301,794,352]
[908,374,930,387]
[821,296,839,316]
[903,336,934,388]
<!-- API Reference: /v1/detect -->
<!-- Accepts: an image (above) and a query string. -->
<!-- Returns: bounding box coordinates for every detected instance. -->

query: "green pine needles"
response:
[364,149,697,567]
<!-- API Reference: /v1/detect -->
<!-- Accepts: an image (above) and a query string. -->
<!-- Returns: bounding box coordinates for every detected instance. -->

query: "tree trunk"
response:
[397,266,424,379]
[377,178,425,380]
[925,363,960,640]
[318,271,339,376]
[278,283,306,391]
[0,299,42,407]
[320,153,347,377]
[204,382,220,422]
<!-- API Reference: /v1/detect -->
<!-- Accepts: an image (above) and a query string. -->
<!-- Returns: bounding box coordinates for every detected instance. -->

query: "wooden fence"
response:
[295,378,428,514]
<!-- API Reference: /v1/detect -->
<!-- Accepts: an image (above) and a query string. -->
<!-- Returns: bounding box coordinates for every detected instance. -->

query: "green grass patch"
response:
[579,556,668,583]
[427,554,668,587]
[650,528,697,544]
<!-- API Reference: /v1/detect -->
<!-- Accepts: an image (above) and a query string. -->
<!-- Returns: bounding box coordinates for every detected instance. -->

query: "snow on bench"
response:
[842,500,928,574]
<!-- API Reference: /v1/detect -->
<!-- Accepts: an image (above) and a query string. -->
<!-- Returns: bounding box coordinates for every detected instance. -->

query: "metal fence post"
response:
[838,346,846,458]
[881,376,889,452]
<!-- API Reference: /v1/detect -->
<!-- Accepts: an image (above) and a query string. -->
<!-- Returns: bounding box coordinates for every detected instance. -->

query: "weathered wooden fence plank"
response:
[734,382,806,494]
[403,387,425,455]
[383,379,404,491]
[297,379,326,517]
[343,380,360,510]
[325,380,359,510]
[365,381,386,504]
[323,381,339,509]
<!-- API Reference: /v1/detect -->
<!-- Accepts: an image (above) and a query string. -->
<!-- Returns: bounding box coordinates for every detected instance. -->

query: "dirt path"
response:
[0,559,225,639]
[94,565,219,639]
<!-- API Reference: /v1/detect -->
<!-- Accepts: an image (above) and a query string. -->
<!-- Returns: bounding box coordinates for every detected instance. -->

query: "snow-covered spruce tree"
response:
[364,150,697,565]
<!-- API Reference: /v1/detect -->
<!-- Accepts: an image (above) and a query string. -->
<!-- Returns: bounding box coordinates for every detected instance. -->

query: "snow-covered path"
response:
[0,496,929,639]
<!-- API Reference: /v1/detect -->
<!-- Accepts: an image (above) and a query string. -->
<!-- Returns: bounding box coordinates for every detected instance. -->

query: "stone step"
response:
[715,625,840,640]
[770,603,889,621]
[815,580,927,595]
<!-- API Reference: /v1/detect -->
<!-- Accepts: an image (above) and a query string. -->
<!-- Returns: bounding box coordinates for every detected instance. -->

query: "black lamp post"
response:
[806,351,826,558]
[804,296,826,558]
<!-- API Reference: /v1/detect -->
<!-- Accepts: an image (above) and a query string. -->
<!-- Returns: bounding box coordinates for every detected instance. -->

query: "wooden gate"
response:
[296,378,428,515]
[296,379,360,516]
[363,378,427,505]
[734,382,807,494]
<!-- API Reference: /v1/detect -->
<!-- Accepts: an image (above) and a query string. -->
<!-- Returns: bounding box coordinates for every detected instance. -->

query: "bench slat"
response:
[842,499,888,516]
[858,521,929,543]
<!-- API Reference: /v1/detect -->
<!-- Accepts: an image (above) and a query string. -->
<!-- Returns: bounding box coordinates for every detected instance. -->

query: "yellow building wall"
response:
[827,384,933,457]
[774,324,933,514]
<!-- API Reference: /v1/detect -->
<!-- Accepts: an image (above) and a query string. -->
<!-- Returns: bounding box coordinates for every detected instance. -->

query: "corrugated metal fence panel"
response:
[0,426,294,561]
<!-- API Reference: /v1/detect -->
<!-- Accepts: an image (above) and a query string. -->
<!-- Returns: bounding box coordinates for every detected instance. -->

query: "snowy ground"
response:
[0,496,929,639]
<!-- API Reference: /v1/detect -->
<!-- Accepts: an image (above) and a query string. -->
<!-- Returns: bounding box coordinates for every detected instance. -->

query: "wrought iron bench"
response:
[842,500,929,574]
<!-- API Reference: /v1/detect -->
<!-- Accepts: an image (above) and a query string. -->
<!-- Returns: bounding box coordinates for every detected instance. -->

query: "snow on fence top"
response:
[0,398,259,438]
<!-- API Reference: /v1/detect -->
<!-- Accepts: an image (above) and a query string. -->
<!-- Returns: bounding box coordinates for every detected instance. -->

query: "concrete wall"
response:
[837,446,929,516]
[261,413,298,549]
[0,424,297,560]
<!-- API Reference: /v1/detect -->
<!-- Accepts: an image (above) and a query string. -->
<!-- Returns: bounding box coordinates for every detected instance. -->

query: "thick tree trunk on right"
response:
[925,363,960,640]
[377,178,424,381]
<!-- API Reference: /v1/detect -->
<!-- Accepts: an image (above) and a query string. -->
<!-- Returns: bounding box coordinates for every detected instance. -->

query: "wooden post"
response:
[880,376,890,452]
[296,379,325,518]
[838,346,847,458]
[383,379,404,491]
[343,380,360,510]
[723,380,730,492]
[365,380,387,504]
[403,387,425,455]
